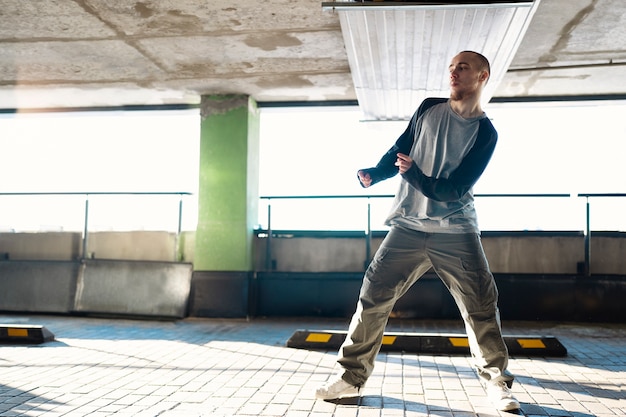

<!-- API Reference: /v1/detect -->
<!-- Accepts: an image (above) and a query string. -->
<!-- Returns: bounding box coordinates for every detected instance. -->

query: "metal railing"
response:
[578,193,626,275]
[260,193,626,276]
[0,192,192,259]
[2,192,625,274]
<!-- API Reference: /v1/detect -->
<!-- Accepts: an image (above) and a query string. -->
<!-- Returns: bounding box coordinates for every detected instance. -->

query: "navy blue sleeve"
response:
[400,118,497,202]
[357,98,447,187]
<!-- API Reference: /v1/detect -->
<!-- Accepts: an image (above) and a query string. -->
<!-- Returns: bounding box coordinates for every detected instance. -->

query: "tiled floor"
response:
[0,315,623,416]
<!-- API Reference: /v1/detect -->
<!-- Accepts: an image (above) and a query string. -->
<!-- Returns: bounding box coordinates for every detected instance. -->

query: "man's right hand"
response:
[357,170,372,188]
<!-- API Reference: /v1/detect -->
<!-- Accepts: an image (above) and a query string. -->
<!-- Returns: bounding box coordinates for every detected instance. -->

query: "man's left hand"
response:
[395,153,413,174]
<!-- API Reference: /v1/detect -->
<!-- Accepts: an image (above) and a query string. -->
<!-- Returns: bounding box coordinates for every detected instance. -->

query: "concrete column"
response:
[195,95,260,271]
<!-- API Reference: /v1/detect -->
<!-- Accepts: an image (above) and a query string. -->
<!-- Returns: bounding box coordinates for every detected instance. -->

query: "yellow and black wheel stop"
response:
[0,324,55,344]
[287,330,567,357]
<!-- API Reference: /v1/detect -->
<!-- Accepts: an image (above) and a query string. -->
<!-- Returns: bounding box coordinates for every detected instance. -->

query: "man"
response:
[315,51,519,412]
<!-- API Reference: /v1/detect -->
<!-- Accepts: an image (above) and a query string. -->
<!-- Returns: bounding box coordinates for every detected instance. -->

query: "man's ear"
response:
[479,71,490,83]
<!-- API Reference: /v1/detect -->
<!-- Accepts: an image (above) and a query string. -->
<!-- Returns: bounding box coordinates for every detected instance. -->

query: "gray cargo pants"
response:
[338,225,513,387]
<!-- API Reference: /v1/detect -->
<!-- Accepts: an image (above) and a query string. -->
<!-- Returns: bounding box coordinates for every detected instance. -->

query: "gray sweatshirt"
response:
[358,98,498,234]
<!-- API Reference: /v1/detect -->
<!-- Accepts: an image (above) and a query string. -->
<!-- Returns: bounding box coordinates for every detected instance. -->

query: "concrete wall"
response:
[482,234,584,274]
[259,236,370,272]
[0,232,192,318]
[0,260,79,313]
[74,259,193,318]
[255,232,626,275]
[0,232,82,260]
[0,231,181,262]
[2,230,625,275]
[88,231,177,261]
[0,259,192,318]
[589,234,626,275]
[249,271,626,322]
[1,231,624,320]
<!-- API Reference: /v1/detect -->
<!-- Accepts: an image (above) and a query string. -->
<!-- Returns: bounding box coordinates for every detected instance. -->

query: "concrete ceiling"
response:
[1,0,625,111]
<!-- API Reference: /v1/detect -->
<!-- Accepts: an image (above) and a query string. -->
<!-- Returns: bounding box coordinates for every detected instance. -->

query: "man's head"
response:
[448,51,491,101]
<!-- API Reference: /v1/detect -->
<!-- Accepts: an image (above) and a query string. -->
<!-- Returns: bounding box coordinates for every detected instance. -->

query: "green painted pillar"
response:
[195,95,260,271]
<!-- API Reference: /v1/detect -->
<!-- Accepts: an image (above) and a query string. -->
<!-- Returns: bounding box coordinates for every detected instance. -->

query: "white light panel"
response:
[323,1,541,120]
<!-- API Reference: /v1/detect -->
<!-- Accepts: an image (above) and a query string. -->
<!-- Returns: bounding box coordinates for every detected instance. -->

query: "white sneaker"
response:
[315,375,360,400]
[486,380,520,411]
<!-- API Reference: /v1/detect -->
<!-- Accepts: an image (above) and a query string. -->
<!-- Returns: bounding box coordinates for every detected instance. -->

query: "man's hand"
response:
[395,153,414,174]
[357,170,372,188]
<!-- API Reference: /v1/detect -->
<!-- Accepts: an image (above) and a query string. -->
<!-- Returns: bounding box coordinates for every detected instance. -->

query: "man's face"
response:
[448,52,487,100]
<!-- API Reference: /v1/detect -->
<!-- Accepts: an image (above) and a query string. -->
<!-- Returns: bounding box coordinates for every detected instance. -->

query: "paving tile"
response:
[0,316,624,416]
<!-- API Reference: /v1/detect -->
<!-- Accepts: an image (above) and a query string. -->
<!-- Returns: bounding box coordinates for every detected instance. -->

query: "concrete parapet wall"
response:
[1,230,625,275]
[0,231,180,262]
[88,231,177,261]
[0,232,82,260]
[481,234,584,274]
[255,231,622,274]
[590,234,626,275]
[263,236,368,272]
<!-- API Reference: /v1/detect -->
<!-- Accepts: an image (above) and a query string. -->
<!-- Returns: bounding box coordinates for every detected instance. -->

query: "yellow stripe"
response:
[382,336,396,345]
[7,328,29,337]
[517,339,546,349]
[449,337,470,347]
[305,333,332,343]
